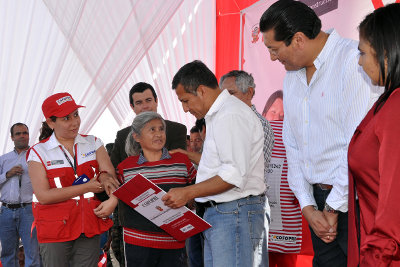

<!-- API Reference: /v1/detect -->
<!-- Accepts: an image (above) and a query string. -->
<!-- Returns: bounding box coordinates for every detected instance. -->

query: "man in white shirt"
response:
[219,70,274,192]
[162,60,268,267]
[259,1,378,266]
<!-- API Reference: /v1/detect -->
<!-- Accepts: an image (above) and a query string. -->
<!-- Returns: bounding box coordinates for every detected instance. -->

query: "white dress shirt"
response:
[283,29,380,212]
[195,89,265,203]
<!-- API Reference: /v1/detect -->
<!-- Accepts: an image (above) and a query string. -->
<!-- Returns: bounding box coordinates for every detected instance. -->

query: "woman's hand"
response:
[94,195,118,218]
[85,176,104,194]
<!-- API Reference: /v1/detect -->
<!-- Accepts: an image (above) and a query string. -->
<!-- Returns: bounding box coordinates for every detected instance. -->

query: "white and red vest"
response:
[27,133,112,243]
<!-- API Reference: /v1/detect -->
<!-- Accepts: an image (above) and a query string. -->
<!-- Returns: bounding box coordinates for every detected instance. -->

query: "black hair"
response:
[195,118,206,132]
[190,125,200,134]
[129,82,157,106]
[359,3,400,113]
[259,0,321,46]
[172,60,219,94]
[262,90,283,117]
[105,143,114,156]
[39,116,57,141]
[10,123,29,136]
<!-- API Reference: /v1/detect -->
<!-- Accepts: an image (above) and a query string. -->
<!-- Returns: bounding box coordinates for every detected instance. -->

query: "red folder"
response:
[113,173,211,241]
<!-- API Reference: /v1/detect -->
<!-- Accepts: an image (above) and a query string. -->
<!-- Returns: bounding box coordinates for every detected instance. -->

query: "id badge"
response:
[72,174,90,185]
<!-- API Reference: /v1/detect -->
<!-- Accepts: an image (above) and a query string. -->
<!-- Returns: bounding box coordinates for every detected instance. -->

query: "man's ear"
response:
[130,104,135,111]
[196,85,206,97]
[292,32,306,50]
[247,87,255,100]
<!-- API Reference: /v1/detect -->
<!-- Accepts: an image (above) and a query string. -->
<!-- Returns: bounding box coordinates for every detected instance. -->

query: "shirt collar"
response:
[313,29,339,70]
[13,147,29,154]
[137,147,171,164]
[45,132,88,150]
[205,89,229,119]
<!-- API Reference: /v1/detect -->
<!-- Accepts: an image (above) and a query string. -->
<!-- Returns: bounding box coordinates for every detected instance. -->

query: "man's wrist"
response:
[324,203,338,214]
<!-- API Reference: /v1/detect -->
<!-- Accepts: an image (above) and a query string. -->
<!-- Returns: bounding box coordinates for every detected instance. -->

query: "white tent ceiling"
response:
[0,0,216,154]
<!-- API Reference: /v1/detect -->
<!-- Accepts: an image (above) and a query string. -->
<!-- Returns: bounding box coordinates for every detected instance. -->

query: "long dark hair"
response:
[39,117,57,141]
[359,3,400,113]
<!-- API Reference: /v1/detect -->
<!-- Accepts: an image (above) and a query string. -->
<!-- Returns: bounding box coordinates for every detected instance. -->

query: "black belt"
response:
[196,193,265,209]
[3,202,32,209]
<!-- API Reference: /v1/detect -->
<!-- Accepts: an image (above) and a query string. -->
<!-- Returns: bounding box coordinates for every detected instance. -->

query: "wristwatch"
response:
[324,203,338,214]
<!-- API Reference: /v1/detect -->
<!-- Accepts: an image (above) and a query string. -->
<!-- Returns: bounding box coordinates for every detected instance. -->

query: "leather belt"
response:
[314,183,333,190]
[3,202,32,209]
[196,193,266,209]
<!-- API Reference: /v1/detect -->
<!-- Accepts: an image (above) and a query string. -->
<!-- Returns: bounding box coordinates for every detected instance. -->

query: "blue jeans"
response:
[0,205,41,267]
[202,195,268,267]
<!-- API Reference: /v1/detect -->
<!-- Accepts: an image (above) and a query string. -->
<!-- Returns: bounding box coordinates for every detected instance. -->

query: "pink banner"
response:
[241,0,387,113]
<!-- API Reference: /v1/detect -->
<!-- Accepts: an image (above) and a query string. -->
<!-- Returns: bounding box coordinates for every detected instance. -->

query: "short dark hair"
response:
[262,90,283,117]
[129,82,158,106]
[359,3,400,113]
[10,123,28,136]
[172,60,219,94]
[259,0,321,46]
[190,125,200,134]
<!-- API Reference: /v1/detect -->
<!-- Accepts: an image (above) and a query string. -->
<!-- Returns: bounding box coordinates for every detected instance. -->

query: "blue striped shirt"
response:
[0,149,33,203]
[282,29,379,212]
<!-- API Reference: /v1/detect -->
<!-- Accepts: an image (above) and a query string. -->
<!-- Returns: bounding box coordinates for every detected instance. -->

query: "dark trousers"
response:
[310,185,348,267]
[187,233,204,267]
[124,243,187,267]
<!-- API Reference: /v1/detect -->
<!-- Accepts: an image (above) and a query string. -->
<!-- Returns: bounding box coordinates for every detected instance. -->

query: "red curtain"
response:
[215,0,259,80]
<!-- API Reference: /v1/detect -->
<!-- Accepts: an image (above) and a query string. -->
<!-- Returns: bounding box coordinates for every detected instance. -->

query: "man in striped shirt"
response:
[259,1,378,266]
[219,70,275,194]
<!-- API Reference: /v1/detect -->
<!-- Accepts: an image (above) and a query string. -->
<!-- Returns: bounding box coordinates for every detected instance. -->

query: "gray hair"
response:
[125,111,166,156]
[219,70,256,95]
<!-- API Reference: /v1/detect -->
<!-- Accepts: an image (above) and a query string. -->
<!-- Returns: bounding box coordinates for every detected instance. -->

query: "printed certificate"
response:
[113,173,211,241]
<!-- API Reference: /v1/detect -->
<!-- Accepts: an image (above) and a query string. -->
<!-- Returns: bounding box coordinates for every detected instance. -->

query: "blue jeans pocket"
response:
[248,209,266,249]
[213,202,238,214]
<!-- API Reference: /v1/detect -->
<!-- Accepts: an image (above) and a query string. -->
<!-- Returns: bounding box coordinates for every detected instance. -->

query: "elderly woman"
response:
[348,3,400,266]
[99,111,196,267]
[27,92,116,267]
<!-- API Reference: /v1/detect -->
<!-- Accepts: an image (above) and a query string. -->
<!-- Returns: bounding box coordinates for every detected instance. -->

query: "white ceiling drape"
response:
[0,0,216,153]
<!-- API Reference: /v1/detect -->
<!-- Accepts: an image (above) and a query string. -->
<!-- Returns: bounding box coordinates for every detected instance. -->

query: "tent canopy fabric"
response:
[0,0,216,154]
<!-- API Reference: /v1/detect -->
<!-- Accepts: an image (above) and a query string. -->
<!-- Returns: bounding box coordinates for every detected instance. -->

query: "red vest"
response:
[28,134,112,243]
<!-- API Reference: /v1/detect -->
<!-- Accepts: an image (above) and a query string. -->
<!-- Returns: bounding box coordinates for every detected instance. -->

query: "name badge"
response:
[72,174,90,185]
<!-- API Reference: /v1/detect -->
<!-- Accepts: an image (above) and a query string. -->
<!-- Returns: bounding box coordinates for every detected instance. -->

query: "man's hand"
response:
[6,165,23,178]
[98,173,120,195]
[322,208,339,242]
[303,205,337,243]
[162,187,192,209]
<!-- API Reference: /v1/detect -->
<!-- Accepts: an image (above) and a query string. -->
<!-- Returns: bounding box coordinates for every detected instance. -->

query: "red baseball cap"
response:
[42,92,85,118]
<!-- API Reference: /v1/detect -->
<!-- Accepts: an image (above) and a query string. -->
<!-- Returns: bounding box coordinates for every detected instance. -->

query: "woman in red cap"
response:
[27,92,118,267]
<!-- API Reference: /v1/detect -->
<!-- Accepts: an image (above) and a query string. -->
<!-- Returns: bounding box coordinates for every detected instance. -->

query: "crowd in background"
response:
[1,1,400,267]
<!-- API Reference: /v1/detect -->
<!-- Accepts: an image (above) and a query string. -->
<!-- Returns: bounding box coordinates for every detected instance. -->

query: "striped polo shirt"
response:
[118,149,196,249]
